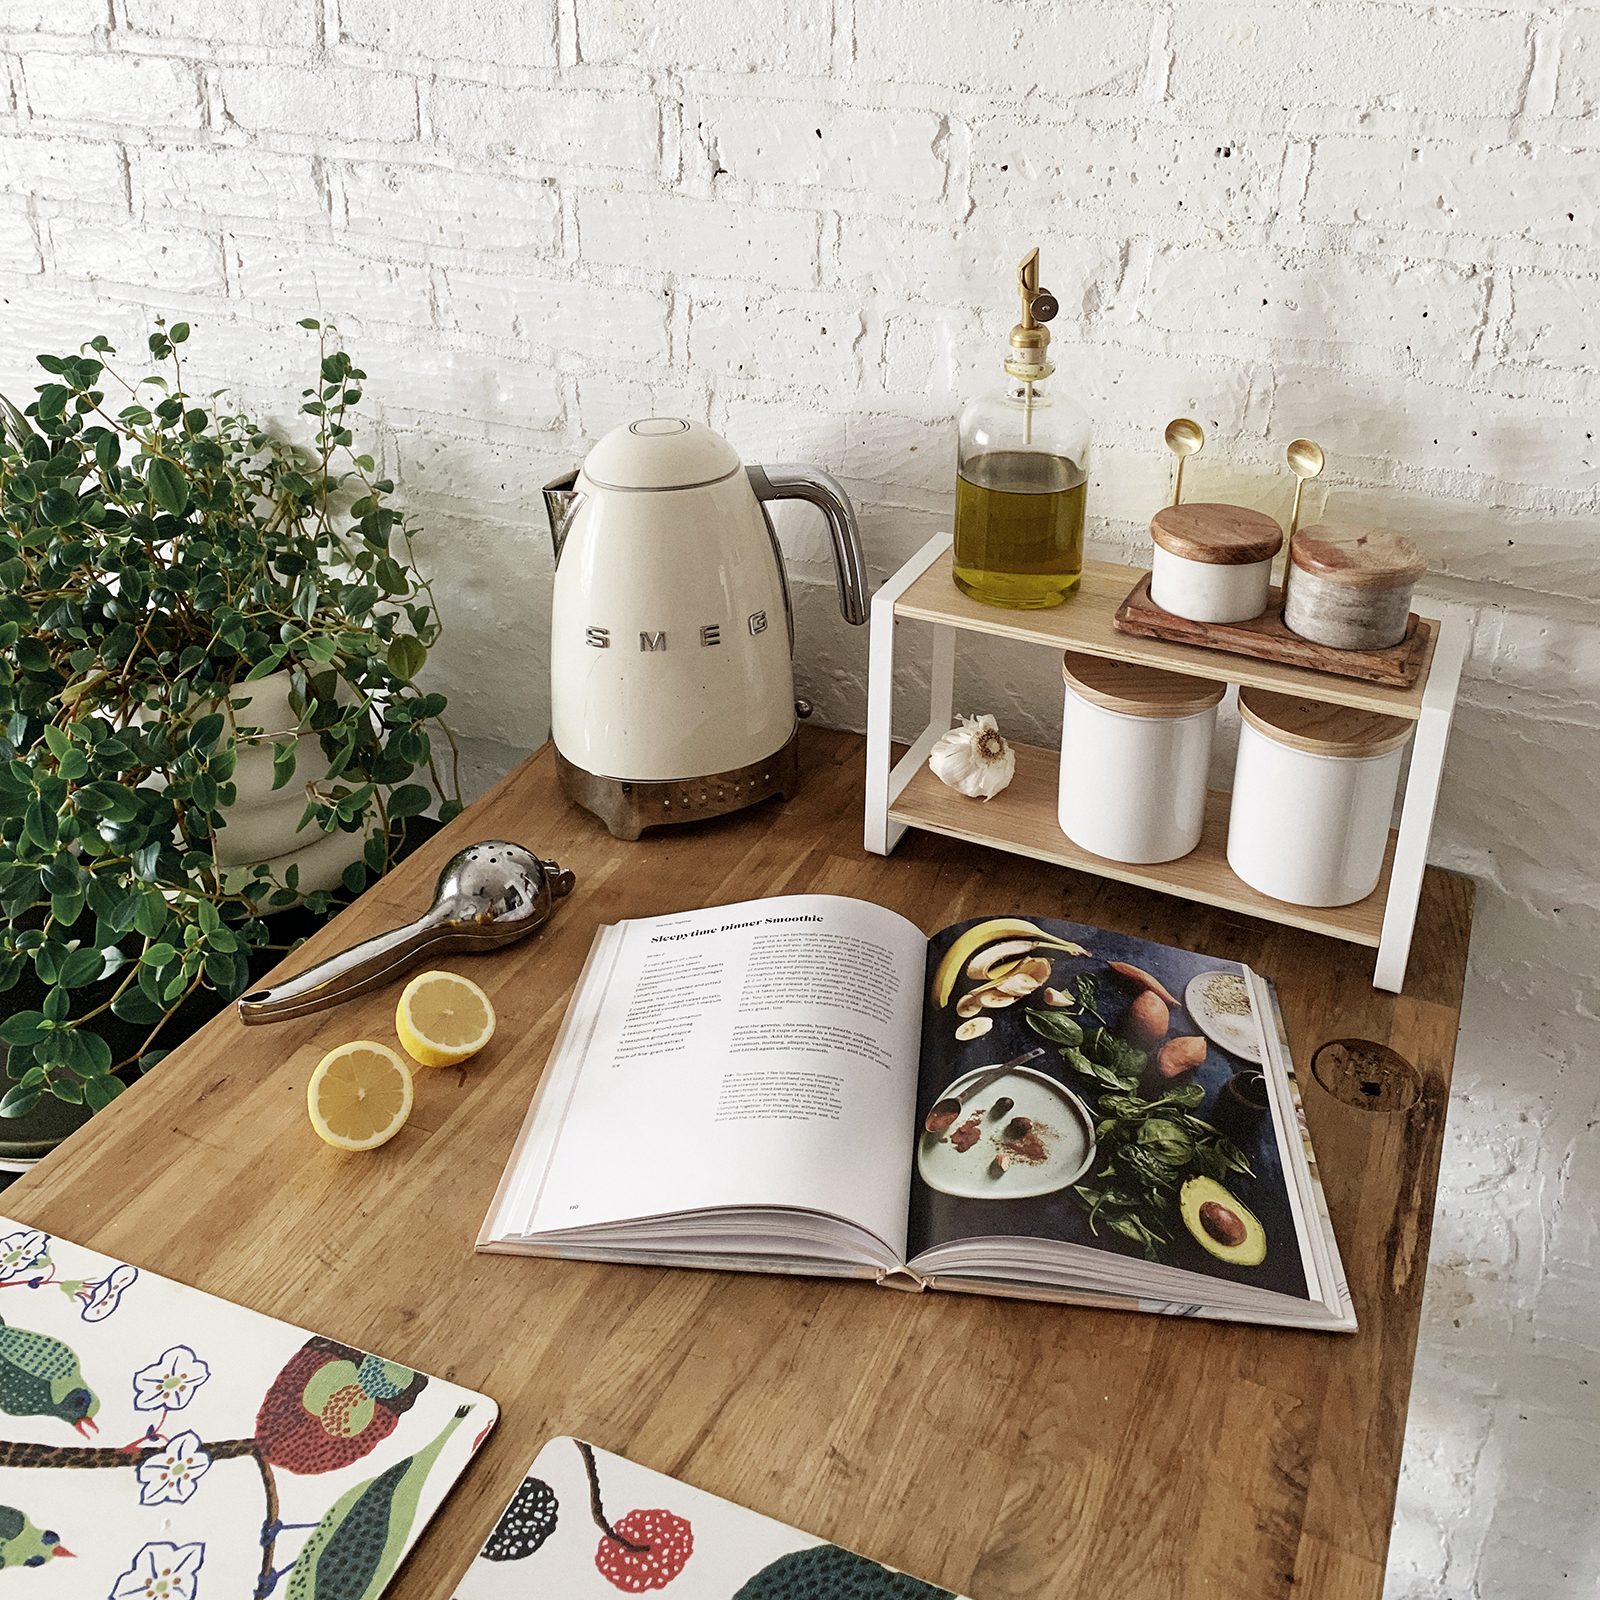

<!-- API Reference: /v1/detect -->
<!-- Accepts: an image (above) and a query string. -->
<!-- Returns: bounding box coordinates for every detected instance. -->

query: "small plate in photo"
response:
[1184,970,1261,1064]
[916,1064,1096,1200]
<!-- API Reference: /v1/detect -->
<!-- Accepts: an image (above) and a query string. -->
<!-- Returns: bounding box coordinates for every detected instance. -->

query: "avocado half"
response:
[1180,1176,1266,1266]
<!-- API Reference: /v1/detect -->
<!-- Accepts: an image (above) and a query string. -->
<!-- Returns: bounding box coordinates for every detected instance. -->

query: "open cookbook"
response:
[454,1436,965,1598]
[479,897,1355,1331]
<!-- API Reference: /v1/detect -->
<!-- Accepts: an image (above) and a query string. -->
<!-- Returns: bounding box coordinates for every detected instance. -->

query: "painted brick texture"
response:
[1,5,1597,1594]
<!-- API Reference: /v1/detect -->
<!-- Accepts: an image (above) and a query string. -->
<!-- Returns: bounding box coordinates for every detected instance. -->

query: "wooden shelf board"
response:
[888,740,1394,948]
[894,557,1439,721]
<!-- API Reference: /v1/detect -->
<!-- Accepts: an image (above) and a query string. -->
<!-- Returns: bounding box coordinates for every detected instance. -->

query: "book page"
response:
[904,915,1313,1306]
[513,895,926,1256]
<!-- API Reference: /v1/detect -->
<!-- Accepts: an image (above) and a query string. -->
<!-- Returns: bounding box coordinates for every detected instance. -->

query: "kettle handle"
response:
[747,464,869,626]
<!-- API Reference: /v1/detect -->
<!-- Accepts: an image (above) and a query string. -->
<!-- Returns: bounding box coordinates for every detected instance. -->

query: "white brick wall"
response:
[23,51,205,128]
[2,4,1597,1593]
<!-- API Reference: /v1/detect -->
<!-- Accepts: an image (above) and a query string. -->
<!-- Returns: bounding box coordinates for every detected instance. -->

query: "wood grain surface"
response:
[1291,527,1427,589]
[1150,502,1284,564]
[1061,651,1227,718]
[1238,688,1417,760]
[1113,573,1433,691]
[892,740,1398,947]
[896,559,1439,716]
[5,731,1472,1600]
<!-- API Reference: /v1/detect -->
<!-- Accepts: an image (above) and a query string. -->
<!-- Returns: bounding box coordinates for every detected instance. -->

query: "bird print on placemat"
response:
[255,1337,427,1476]
[0,1505,73,1570]
[0,1315,99,1435]
[276,1404,475,1600]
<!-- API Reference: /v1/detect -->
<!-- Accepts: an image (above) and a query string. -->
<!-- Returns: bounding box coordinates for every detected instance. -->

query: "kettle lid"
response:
[583,417,743,491]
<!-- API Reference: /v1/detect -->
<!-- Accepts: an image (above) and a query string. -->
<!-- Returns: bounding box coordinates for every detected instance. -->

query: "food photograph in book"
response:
[907,916,1309,1299]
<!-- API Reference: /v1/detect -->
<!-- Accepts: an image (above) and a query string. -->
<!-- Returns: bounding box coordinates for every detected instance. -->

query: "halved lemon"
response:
[395,970,496,1068]
[307,1041,414,1150]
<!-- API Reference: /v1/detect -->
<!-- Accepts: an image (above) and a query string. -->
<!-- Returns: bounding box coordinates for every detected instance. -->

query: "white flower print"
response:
[135,1432,212,1506]
[79,1261,139,1321]
[109,1541,205,1600]
[0,1228,51,1283]
[132,1346,211,1413]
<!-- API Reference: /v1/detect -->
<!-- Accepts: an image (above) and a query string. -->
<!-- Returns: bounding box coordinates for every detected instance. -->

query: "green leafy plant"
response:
[0,318,460,1117]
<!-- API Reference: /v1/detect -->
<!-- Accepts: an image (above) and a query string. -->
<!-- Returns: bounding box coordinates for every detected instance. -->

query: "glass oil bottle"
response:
[953,247,1091,608]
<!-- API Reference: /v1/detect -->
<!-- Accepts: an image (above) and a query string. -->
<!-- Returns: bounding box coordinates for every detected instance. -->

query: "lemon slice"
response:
[307,1041,414,1151]
[395,970,496,1068]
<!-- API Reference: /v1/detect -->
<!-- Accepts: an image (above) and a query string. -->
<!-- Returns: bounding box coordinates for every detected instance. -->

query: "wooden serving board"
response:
[1112,571,1433,689]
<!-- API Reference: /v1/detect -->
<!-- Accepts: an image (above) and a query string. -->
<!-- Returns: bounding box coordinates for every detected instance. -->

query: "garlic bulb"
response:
[927,714,1016,800]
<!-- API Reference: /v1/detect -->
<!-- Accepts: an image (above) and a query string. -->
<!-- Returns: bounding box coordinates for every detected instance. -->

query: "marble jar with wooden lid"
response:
[1283,524,1426,650]
[1059,651,1226,864]
[1226,687,1414,907]
[1149,502,1285,624]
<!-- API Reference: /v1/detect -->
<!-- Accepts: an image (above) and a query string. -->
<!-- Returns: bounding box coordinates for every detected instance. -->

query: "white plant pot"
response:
[213,670,370,895]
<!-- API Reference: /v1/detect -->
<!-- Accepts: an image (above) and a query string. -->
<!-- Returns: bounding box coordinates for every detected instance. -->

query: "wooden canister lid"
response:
[1063,651,1226,719]
[1150,503,1284,565]
[1238,686,1414,758]
[1289,525,1427,589]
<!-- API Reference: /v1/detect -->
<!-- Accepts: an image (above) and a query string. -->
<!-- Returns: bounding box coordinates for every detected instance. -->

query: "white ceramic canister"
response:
[1283,524,1427,651]
[1059,652,1226,864]
[1226,687,1414,907]
[1149,502,1284,625]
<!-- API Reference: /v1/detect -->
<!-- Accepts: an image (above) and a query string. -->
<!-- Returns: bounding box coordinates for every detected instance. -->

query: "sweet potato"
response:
[1157,1035,1208,1078]
[1106,960,1179,1007]
[1125,989,1170,1052]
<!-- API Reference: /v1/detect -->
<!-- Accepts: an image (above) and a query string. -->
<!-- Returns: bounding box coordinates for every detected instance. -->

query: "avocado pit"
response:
[1198,1200,1247,1248]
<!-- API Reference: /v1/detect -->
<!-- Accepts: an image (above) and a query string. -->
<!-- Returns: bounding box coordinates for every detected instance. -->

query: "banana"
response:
[965,941,1038,981]
[930,919,1089,1008]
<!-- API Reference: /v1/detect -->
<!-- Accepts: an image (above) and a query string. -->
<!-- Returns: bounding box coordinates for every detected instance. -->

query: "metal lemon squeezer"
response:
[237,842,575,1025]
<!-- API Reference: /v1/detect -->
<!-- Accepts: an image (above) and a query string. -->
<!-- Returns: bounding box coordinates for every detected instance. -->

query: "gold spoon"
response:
[1164,418,1204,507]
[1285,438,1325,543]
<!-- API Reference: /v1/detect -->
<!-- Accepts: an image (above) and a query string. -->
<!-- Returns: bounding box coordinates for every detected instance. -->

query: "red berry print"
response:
[576,1440,694,1592]
[593,1508,694,1591]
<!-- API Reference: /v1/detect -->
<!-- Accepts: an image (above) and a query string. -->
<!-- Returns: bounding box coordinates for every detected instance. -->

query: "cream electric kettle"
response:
[543,418,867,840]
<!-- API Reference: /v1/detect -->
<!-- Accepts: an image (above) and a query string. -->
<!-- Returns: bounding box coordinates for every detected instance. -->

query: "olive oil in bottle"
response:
[954,450,1087,608]
[952,247,1091,609]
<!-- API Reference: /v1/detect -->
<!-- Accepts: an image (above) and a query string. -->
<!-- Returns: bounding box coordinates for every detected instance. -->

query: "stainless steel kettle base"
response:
[555,728,801,841]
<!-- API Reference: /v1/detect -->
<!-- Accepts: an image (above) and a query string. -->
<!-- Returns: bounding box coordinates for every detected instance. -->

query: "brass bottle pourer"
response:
[1005,246,1058,381]
[1006,247,1058,445]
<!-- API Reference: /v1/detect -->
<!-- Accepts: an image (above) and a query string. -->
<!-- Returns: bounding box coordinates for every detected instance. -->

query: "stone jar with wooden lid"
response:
[1283,524,1426,650]
[1149,502,1284,624]
[1059,651,1226,864]
[1226,687,1414,907]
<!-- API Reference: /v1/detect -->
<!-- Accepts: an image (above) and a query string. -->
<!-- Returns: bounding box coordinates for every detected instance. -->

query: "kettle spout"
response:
[543,470,586,564]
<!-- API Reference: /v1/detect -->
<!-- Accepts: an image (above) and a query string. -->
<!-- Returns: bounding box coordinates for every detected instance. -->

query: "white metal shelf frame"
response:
[863,536,1468,994]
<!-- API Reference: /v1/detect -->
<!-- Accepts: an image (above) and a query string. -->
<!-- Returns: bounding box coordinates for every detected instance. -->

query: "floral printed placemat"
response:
[455,1437,968,1599]
[0,1216,495,1598]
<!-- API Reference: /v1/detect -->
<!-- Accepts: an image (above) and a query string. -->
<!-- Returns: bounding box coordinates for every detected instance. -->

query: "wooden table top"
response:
[8,729,1473,1600]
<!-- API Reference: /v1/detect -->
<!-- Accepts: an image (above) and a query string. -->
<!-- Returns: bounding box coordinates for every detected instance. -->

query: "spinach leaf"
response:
[1025,1009,1083,1049]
